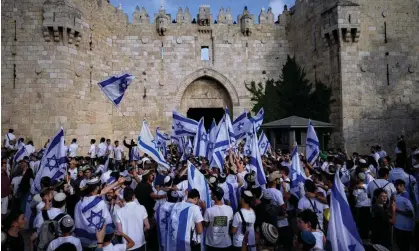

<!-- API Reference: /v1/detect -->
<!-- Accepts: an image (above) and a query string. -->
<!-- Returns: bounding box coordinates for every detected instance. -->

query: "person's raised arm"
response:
[123,137,130,149]
[116,230,135,250]
[99,177,125,196]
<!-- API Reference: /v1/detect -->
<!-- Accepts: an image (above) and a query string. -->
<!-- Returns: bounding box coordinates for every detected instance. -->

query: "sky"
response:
[110,0,295,23]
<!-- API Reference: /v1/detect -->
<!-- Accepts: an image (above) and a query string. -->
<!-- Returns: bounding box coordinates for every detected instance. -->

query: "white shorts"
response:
[1,196,9,214]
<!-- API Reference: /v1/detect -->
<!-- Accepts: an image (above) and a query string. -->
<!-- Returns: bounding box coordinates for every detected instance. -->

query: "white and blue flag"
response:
[290,144,306,199]
[13,145,28,165]
[167,201,198,251]
[156,202,175,251]
[327,168,365,251]
[187,161,212,208]
[249,125,267,186]
[97,73,135,107]
[193,118,208,158]
[31,127,67,193]
[232,110,252,141]
[258,131,271,156]
[224,108,236,147]
[173,111,199,137]
[243,132,253,157]
[206,119,217,162]
[156,127,170,156]
[138,121,170,169]
[212,117,230,169]
[306,120,320,165]
[249,108,264,132]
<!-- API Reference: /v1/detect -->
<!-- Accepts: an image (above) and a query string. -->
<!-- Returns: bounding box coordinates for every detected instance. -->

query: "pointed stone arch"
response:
[175,68,240,110]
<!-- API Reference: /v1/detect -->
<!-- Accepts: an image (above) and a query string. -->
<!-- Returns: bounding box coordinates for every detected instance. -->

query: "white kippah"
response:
[359,159,367,164]
[164,176,171,184]
[54,192,66,202]
[86,177,101,186]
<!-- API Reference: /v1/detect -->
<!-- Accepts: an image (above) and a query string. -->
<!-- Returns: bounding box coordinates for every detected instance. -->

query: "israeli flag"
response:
[327,168,365,251]
[306,120,320,165]
[193,118,208,158]
[243,133,252,157]
[290,144,307,199]
[249,125,267,186]
[31,128,67,193]
[224,108,236,147]
[233,110,252,141]
[206,119,217,162]
[156,202,175,251]
[156,127,170,156]
[13,145,28,164]
[167,202,197,251]
[74,196,114,246]
[97,73,135,107]
[249,108,264,131]
[188,161,212,208]
[138,120,170,169]
[173,111,199,137]
[258,131,271,156]
[212,117,230,169]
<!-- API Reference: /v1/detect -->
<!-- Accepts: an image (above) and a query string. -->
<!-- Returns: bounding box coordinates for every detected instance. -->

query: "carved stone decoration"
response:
[42,0,83,46]
[261,38,267,44]
[155,8,169,36]
[176,37,182,44]
[141,37,149,44]
[198,5,211,26]
[239,6,253,36]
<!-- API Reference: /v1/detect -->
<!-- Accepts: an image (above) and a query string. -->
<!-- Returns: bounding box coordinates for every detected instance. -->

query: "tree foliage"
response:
[246,55,334,123]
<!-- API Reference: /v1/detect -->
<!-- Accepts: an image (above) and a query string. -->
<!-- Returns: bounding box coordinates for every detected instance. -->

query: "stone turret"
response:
[266,7,274,23]
[155,6,169,36]
[176,7,192,24]
[278,5,289,25]
[259,8,267,24]
[42,0,83,45]
[224,8,233,24]
[239,6,253,36]
[133,6,150,24]
[198,5,211,26]
[217,8,225,23]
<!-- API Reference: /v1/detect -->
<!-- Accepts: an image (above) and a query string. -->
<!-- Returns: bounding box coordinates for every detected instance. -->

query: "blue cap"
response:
[300,230,316,245]
[105,225,115,235]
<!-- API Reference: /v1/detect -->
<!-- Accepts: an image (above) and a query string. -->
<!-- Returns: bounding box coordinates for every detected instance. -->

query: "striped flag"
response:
[97,73,135,107]
[306,120,320,165]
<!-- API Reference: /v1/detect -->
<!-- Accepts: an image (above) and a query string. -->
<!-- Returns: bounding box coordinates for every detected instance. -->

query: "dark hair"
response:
[281,165,290,176]
[3,210,23,230]
[40,188,53,198]
[241,190,253,205]
[27,140,34,145]
[187,189,200,199]
[251,186,263,200]
[394,179,405,187]
[72,138,77,143]
[367,156,378,168]
[304,179,316,193]
[8,129,14,133]
[100,137,106,143]
[40,176,51,188]
[90,139,96,144]
[18,168,34,194]
[114,140,119,144]
[373,188,387,201]
[52,198,66,209]
[106,139,111,142]
[104,233,114,243]
[55,243,77,251]
[297,209,318,229]
[378,168,389,178]
[123,187,135,202]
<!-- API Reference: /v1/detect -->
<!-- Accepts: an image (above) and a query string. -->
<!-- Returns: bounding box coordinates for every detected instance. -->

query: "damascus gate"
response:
[1,0,419,154]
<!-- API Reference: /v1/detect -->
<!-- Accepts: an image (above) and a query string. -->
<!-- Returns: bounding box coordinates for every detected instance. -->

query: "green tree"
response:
[245,55,334,122]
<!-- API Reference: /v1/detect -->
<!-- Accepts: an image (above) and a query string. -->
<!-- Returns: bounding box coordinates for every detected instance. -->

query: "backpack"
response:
[36,211,66,251]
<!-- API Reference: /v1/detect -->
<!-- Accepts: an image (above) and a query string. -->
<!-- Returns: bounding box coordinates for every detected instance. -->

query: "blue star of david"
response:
[162,211,171,229]
[45,155,60,172]
[201,133,208,142]
[207,143,213,150]
[169,220,176,238]
[237,122,245,130]
[247,132,253,138]
[176,122,184,129]
[151,139,160,148]
[245,149,252,155]
[87,209,105,230]
[261,143,266,148]
[119,79,129,93]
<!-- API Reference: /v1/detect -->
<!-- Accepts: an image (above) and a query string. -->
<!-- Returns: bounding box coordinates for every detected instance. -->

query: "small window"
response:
[201,46,209,61]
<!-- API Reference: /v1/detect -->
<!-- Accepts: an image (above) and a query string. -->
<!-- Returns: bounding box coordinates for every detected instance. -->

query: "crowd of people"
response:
[1,128,419,251]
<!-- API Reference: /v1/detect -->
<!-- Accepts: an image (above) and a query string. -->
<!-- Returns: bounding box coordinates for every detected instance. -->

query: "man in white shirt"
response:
[297,180,329,230]
[96,137,107,159]
[394,179,415,251]
[34,193,67,235]
[101,225,135,251]
[3,129,16,150]
[367,168,396,203]
[115,187,150,251]
[25,141,35,156]
[389,159,417,202]
[68,138,78,158]
[47,215,82,251]
[203,187,233,249]
[88,139,96,166]
[105,139,114,170]
[29,154,40,175]
[231,190,256,250]
[113,140,124,170]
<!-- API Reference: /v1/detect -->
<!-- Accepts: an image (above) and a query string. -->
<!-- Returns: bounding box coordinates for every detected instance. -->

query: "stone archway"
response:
[175,68,240,110]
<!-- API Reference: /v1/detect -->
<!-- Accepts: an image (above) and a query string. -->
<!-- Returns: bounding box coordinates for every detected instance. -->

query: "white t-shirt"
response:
[34,208,64,234]
[312,230,325,250]
[265,188,289,227]
[176,180,189,199]
[394,194,415,231]
[68,167,78,180]
[47,236,82,251]
[11,176,23,196]
[115,201,148,250]
[97,143,107,158]
[297,196,328,228]
[107,145,114,158]
[29,160,40,175]
[154,189,167,211]
[25,144,35,155]
[353,185,371,207]
[232,208,256,247]
[89,144,96,158]
[204,204,234,248]
[68,143,78,157]
[114,146,123,161]
[4,133,16,149]
[367,179,396,202]
[102,243,126,251]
